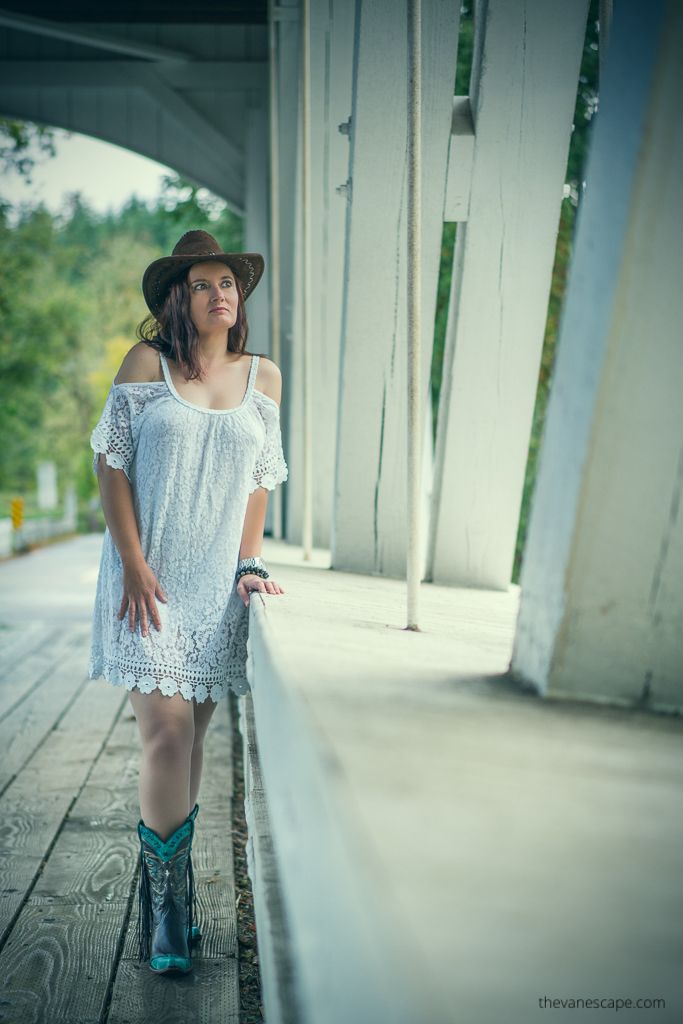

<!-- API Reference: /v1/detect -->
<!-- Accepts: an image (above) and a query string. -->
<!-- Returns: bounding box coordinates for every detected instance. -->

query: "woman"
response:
[88,230,287,975]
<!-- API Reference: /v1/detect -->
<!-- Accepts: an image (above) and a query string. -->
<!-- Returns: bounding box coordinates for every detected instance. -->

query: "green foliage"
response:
[431,223,457,437]
[511,199,575,582]
[566,0,600,194]
[454,4,474,97]
[429,5,472,435]
[0,152,243,511]
[0,120,55,185]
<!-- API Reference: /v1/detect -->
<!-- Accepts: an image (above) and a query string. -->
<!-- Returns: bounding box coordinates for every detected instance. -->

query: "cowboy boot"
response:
[137,804,198,973]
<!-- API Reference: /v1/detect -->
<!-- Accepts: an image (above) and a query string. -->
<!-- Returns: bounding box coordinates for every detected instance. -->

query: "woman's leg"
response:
[190,698,219,809]
[128,688,195,841]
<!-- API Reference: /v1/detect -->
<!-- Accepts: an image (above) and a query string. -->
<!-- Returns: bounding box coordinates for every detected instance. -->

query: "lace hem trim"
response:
[91,445,130,478]
[88,655,250,701]
[249,462,289,494]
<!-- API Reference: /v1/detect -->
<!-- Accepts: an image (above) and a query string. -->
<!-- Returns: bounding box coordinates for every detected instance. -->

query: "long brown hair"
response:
[137,265,249,380]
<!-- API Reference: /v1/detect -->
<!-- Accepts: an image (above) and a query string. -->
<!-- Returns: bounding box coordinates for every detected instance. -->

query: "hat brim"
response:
[142,252,264,318]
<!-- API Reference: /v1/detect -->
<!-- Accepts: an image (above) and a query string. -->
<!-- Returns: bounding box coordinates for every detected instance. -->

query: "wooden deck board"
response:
[0,646,92,794]
[0,624,90,725]
[111,958,239,1024]
[0,617,240,1024]
[0,708,141,1023]
[0,622,52,675]
[0,903,125,1024]
[0,679,124,940]
[110,701,239,1023]
[30,712,141,905]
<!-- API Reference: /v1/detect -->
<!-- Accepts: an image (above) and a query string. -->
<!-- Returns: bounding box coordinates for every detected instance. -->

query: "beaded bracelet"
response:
[235,556,269,583]
[235,561,266,577]
[236,566,269,584]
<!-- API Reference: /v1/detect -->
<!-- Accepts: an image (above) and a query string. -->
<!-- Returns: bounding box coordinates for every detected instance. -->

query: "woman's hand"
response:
[237,574,284,607]
[119,559,168,636]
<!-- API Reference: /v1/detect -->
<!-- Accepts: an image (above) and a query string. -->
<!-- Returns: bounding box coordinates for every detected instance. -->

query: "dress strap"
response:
[246,355,259,397]
[159,351,172,384]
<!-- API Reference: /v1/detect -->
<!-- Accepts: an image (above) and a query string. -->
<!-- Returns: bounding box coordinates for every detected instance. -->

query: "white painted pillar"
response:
[273,1,301,540]
[284,0,356,549]
[269,0,283,539]
[245,106,271,357]
[332,0,459,577]
[246,104,274,534]
[512,0,683,713]
[428,0,590,590]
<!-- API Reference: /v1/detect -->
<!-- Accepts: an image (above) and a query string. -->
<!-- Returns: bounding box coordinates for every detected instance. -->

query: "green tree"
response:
[0,119,55,186]
[0,151,243,514]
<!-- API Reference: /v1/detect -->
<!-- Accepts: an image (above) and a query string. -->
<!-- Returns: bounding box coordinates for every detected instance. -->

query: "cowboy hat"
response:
[142,230,264,317]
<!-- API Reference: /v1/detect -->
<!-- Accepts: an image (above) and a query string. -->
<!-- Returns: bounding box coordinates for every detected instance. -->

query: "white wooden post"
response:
[273,1,302,543]
[512,0,683,713]
[332,0,459,578]
[269,0,283,539]
[282,0,356,550]
[245,107,271,357]
[428,0,590,590]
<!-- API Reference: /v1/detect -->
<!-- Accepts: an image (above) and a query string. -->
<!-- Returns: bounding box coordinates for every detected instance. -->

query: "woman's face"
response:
[188,260,239,334]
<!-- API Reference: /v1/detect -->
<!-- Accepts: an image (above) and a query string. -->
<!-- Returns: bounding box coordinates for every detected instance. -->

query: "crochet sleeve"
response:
[90,384,135,479]
[250,394,289,493]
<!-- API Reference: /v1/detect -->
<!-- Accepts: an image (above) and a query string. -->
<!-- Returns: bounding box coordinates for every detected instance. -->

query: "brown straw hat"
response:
[142,230,265,317]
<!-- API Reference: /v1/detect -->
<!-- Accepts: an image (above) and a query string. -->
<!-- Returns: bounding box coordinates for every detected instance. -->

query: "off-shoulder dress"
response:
[88,352,287,702]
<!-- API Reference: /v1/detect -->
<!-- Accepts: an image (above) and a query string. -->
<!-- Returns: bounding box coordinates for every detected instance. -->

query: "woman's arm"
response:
[236,487,284,607]
[99,342,167,636]
[237,357,285,607]
[97,459,168,637]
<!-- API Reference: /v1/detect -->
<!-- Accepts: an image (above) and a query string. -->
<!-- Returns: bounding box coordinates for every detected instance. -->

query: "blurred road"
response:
[0,533,104,626]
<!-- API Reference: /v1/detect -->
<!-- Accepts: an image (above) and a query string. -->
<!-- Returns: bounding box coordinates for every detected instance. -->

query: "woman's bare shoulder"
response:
[114,343,163,385]
[254,355,282,405]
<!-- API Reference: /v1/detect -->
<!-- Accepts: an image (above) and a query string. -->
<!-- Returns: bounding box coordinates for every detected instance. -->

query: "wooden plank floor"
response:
[0,623,239,1024]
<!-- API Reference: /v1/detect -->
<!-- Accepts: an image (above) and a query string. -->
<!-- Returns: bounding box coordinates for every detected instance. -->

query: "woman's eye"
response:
[193,282,206,290]
[222,279,233,288]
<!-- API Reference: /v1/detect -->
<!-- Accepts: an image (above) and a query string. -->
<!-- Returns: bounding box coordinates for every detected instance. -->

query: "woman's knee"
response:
[144,716,194,766]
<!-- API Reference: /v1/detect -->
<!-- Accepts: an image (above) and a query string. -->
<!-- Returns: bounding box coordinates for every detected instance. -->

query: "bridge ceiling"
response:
[0,10,267,212]
[0,2,267,25]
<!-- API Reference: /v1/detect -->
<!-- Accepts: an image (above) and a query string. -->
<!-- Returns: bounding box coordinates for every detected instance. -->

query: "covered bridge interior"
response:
[0,0,681,1021]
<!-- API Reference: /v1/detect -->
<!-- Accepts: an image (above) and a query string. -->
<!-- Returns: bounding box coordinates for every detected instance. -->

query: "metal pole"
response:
[301,0,314,561]
[406,0,422,629]
[268,0,283,539]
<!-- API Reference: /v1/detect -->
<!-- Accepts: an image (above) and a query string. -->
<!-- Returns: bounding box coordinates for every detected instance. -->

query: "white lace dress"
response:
[88,353,287,702]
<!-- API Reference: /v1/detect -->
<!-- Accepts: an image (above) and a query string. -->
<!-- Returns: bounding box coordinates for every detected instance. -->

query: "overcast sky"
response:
[2,129,174,216]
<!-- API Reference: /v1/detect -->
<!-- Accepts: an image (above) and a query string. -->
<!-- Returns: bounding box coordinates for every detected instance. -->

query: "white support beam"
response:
[135,67,245,189]
[0,62,247,207]
[0,7,191,62]
[268,0,301,540]
[283,0,355,549]
[428,0,589,590]
[0,60,267,92]
[331,0,458,578]
[245,107,272,358]
[512,0,683,713]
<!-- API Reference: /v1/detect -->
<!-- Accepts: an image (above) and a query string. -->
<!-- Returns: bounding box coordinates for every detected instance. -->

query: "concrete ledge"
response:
[246,560,683,1023]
